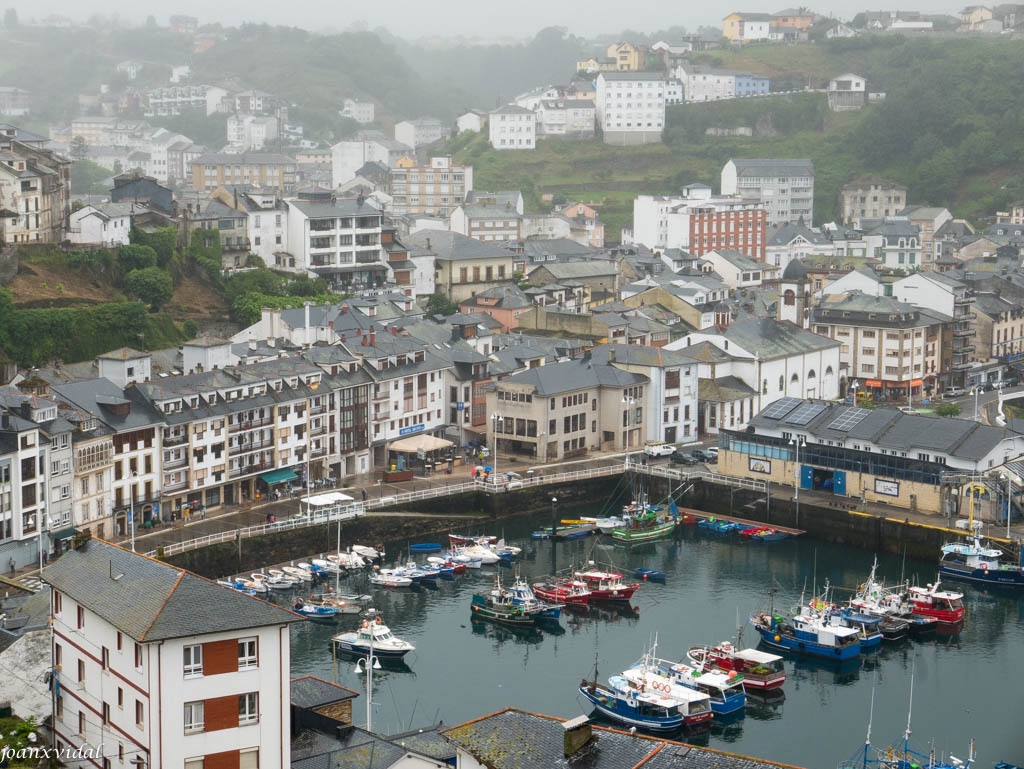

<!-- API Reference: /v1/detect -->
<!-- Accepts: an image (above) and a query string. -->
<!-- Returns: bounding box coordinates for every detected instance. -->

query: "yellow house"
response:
[723,13,744,41]
[605,42,646,71]
[961,5,993,29]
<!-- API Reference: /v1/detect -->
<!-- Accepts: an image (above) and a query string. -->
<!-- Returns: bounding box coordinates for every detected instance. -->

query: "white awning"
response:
[303,492,355,507]
[389,434,454,453]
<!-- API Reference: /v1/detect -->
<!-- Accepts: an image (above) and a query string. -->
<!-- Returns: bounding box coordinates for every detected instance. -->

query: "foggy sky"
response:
[26,0,969,40]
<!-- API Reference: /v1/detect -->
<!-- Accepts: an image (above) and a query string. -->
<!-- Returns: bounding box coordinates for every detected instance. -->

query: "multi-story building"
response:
[721,158,815,227]
[840,178,908,225]
[0,129,71,244]
[534,99,596,137]
[232,89,281,116]
[226,114,279,151]
[595,71,666,145]
[286,196,386,291]
[722,12,773,41]
[68,201,135,247]
[811,292,946,400]
[828,73,867,111]
[330,130,413,187]
[144,85,228,117]
[675,64,769,102]
[341,98,375,124]
[863,217,922,270]
[632,184,768,261]
[66,117,153,147]
[407,230,524,303]
[606,41,649,71]
[215,187,289,268]
[394,118,449,149]
[0,87,30,117]
[974,291,1024,367]
[486,357,650,461]
[389,156,473,217]
[44,537,301,769]
[449,189,523,243]
[488,104,536,150]
[899,205,953,270]
[190,152,297,194]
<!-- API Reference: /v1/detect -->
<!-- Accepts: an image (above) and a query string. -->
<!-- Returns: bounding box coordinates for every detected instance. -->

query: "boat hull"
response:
[332,639,412,659]
[611,521,677,544]
[939,562,1024,587]
[532,582,590,605]
[751,623,861,661]
[578,685,685,732]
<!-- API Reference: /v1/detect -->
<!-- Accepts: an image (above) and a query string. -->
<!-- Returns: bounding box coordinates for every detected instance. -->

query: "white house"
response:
[488,105,536,150]
[456,110,487,134]
[340,98,375,124]
[394,118,448,149]
[331,130,413,187]
[828,73,867,112]
[595,71,666,145]
[721,158,815,227]
[700,248,779,289]
[44,537,301,769]
[534,99,595,137]
[226,114,279,151]
[68,202,135,247]
[674,63,735,102]
[513,85,562,111]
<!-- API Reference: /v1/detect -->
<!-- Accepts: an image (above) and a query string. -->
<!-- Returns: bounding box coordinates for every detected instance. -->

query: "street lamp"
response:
[789,436,806,529]
[129,471,138,553]
[551,497,558,537]
[622,396,636,449]
[490,411,502,483]
[1001,473,1012,538]
[973,386,981,422]
[850,379,859,407]
[353,636,381,732]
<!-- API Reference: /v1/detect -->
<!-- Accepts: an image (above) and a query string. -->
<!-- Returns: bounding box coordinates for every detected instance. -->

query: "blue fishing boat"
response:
[578,668,686,733]
[291,600,342,622]
[633,567,666,582]
[939,518,1024,588]
[750,589,862,661]
[499,575,563,619]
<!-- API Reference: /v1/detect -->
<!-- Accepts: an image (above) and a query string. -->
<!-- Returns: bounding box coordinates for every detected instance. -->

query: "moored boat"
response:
[282,565,313,583]
[497,575,563,619]
[687,640,786,691]
[574,566,640,601]
[739,526,789,542]
[532,577,591,605]
[292,600,342,621]
[409,542,442,553]
[848,558,938,636]
[470,591,536,627]
[578,671,687,733]
[750,590,862,661]
[633,567,666,582]
[906,576,965,624]
[368,567,414,588]
[351,544,385,562]
[617,652,715,725]
[332,612,415,659]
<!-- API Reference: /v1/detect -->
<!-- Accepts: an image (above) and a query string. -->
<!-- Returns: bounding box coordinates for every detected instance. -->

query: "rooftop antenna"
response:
[109,561,124,581]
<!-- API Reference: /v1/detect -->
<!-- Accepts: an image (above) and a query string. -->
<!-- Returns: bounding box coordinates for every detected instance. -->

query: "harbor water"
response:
[283,512,1024,767]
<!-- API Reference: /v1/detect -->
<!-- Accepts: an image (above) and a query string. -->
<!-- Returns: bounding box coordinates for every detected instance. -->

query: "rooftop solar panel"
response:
[760,397,803,420]
[828,407,871,432]
[785,402,827,426]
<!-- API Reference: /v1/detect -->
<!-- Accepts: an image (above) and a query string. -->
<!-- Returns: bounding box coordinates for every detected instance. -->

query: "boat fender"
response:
[375,615,384,624]
[361,620,369,628]
[980,562,988,570]
[774,635,781,642]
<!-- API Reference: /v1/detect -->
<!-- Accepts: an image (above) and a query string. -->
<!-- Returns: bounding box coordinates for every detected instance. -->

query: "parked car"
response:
[898,406,917,414]
[670,450,700,466]
[692,448,717,463]
[944,386,966,398]
[644,442,676,458]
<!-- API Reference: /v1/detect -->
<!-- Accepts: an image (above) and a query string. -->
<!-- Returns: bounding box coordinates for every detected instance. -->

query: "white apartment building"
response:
[67,117,152,148]
[595,71,666,145]
[236,189,289,267]
[674,64,735,102]
[44,537,300,769]
[389,155,473,217]
[456,110,487,134]
[488,105,536,150]
[286,197,386,291]
[144,85,227,117]
[341,98,375,124]
[535,99,596,137]
[721,157,815,227]
[226,114,279,151]
[330,130,413,187]
[394,118,448,149]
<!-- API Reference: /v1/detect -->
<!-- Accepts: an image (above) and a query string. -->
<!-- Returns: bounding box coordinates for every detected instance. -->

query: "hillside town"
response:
[1,5,1024,769]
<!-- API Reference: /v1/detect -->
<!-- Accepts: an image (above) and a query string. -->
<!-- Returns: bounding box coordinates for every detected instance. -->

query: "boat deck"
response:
[678,507,805,537]
[551,524,602,539]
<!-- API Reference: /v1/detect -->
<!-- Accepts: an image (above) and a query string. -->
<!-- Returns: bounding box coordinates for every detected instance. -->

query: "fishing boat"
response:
[906,576,965,624]
[496,575,563,619]
[848,559,938,636]
[332,612,415,659]
[291,600,342,621]
[628,653,746,717]
[803,583,883,650]
[633,567,666,582]
[687,640,786,692]
[836,607,908,643]
[750,590,862,661]
[574,565,640,601]
[282,565,313,583]
[469,591,536,627]
[611,499,680,545]
[578,663,687,733]
[368,567,414,588]
[940,518,1024,588]
[307,591,370,615]
[532,577,592,606]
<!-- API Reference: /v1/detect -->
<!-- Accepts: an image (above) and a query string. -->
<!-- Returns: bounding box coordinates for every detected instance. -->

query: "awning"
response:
[259,469,298,485]
[51,527,79,542]
[303,492,355,507]
[389,434,454,453]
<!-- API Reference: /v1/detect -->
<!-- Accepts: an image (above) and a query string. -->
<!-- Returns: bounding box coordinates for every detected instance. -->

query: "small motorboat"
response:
[328,552,366,570]
[307,592,370,614]
[426,556,465,576]
[255,571,293,591]
[235,577,267,594]
[283,565,313,583]
[218,580,257,596]
[409,542,442,553]
[292,600,342,621]
[449,533,496,546]
[268,568,302,585]
[311,558,342,574]
[332,612,415,659]
[633,567,666,583]
[298,562,328,581]
[351,544,385,562]
[368,568,414,588]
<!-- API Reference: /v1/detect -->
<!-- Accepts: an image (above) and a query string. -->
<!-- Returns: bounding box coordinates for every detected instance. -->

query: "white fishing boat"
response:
[368,568,414,588]
[328,552,366,570]
[268,568,302,585]
[351,544,385,562]
[332,612,415,659]
[283,565,313,582]
[311,557,342,574]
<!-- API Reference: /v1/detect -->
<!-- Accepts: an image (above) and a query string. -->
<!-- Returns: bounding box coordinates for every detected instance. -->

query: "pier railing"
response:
[145,461,763,557]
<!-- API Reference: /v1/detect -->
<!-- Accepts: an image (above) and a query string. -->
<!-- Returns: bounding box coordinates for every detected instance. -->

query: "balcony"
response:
[356,253,382,264]
[163,454,188,470]
[164,476,188,492]
[230,417,273,433]
[163,433,188,447]
[954,311,978,322]
[229,461,275,479]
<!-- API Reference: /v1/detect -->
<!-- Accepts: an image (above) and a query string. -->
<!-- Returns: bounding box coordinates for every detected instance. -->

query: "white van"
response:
[944,386,966,398]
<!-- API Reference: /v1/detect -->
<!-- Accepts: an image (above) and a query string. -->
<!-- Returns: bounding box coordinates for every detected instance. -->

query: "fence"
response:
[146,462,763,557]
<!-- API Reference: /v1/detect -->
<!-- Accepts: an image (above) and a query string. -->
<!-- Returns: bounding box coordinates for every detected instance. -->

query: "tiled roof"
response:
[42,539,302,641]
[290,675,358,709]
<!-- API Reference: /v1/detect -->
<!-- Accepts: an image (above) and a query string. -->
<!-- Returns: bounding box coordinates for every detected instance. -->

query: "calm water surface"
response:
[282,510,1024,768]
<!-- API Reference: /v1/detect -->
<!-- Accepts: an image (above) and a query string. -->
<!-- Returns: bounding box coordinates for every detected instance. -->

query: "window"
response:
[77,659,85,684]
[77,606,84,629]
[118,688,124,708]
[54,592,61,615]
[185,759,204,769]
[103,702,110,724]
[78,711,86,735]
[183,644,202,677]
[116,632,122,651]
[239,692,259,724]
[184,701,204,733]
[135,700,144,728]
[239,748,259,769]
[102,646,109,670]
[134,643,143,668]
[238,638,258,668]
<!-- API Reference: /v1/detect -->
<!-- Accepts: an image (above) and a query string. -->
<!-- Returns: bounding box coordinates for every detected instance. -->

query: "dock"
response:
[677,506,805,537]
[550,524,602,539]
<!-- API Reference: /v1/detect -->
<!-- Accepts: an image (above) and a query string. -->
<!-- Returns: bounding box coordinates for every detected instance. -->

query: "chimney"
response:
[304,301,311,329]
[341,305,349,313]
[390,326,397,336]
[425,236,431,251]
[328,320,334,330]
[609,349,615,364]
[369,331,375,345]
[562,715,593,758]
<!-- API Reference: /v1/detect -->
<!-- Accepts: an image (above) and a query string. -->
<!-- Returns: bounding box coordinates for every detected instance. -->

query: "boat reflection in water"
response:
[564,601,641,624]
[709,710,745,743]
[328,647,416,677]
[469,617,544,645]
[743,689,786,722]
[777,650,863,687]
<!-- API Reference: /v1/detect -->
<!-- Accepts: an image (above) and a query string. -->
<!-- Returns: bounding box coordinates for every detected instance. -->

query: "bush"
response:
[935,403,962,417]
[125,267,174,311]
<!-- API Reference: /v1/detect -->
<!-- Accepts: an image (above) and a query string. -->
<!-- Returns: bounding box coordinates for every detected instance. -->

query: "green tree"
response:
[424,291,459,316]
[69,135,89,162]
[131,226,177,267]
[935,403,962,417]
[69,160,113,195]
[118,244,158,274]
[125,267,173,310]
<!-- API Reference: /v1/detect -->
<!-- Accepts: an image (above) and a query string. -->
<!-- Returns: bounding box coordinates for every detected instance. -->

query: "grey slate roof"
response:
[498,357,647,395]
[598,71,668,81]
[42,538,302,642]
[52,378,164,432]
[290,675,358,709]
[589,343,699,367]
[291,728,409,769]
[288,198,380,218]
[721,318,840,359]
[729,158,814,177]
[405,230,513,262]
[385,725,456,763]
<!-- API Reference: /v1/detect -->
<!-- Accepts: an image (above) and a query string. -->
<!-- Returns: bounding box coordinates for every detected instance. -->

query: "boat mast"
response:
[903,664,915,764]
[335,516,341,596]
[862,687,875,769]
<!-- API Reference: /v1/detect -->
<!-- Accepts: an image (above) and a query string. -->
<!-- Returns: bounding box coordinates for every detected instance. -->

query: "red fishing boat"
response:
[907,575,965,624]
[687,640,786,691]
[574,567,640,601]
[532,577,591,605]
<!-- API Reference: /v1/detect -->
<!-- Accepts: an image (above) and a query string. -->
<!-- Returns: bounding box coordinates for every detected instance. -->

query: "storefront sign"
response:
[874,478,900,497]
